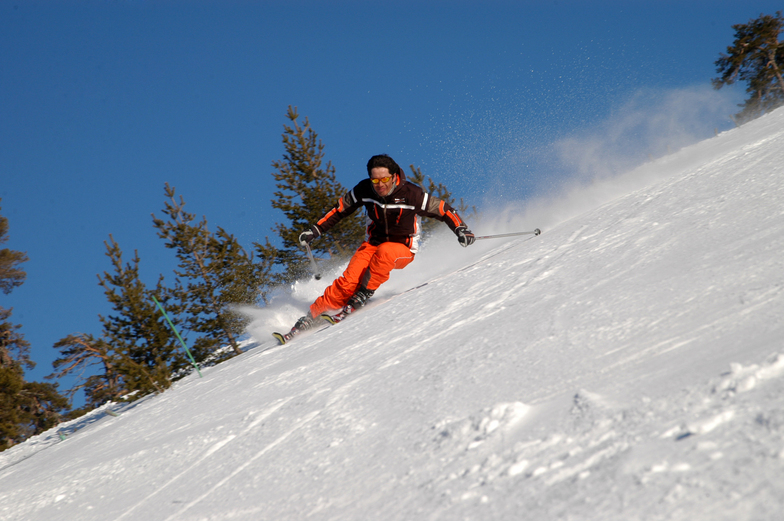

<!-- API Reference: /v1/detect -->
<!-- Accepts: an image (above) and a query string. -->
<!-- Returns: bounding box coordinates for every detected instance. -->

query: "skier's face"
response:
[370,167,396,197]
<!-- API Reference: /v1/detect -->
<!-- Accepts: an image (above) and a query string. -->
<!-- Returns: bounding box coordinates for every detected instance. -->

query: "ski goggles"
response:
[370,175,394,184]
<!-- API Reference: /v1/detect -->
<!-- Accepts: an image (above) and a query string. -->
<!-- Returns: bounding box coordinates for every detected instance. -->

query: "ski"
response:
[271,316,336,345]
[272,314,323,345]
[272,304,361,345]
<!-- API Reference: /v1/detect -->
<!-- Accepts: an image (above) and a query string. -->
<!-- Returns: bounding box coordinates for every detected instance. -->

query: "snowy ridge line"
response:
[1,336,265,472]
[2,338,270,473]
[0,399,141,474]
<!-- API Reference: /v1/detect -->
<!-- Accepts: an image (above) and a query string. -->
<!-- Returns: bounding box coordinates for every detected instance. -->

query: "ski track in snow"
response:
[1,109,784,520]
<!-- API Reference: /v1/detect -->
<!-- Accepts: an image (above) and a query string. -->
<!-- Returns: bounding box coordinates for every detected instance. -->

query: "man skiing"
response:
[285,154,475,337]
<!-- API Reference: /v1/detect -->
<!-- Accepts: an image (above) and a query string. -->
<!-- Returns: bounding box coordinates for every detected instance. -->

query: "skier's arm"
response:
[312,189,362,237]
[420,194,465,232]
[421,194,475,247]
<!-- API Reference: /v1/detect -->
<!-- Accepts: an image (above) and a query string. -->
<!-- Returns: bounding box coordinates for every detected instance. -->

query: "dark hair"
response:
[366,154,403,177]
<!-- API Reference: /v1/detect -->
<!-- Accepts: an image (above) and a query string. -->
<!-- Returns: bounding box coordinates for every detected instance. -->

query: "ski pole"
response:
[474,228,541,240]
[303,242,322,280]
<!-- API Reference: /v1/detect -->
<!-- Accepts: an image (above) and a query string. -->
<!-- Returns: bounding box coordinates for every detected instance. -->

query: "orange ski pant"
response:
[309,241,415,317]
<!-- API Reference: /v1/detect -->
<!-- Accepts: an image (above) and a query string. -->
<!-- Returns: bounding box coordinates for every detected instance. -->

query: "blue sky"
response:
[1,1,777,403]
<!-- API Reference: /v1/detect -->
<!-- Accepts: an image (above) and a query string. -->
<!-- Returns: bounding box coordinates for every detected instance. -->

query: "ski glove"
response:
[299,225,321,246]
[455,226,475,247]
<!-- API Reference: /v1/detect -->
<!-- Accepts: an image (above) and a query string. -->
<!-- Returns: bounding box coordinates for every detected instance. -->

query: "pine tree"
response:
[0,199,30,368]
[0,360,25,450]
[48,333,124,408]
[2,359,68,450]
[0,223,27,295]
[97,236,188,395]
[252,237,281,294]
[48,237,187,406]
[1,200,69,451]
[153,184,270,357]
[270,106,365,282]
[13,380,69,442]
[713,11,784,124]
[1,198,33,450]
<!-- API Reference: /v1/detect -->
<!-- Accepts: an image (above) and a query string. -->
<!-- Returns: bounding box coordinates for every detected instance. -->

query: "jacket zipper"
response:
[383,195,390,238]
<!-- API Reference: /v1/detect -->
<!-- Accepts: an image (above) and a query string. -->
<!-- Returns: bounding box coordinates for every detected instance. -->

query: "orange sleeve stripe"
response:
[317,207,338,226]
[317,197,348,227]
[445,210,462,227]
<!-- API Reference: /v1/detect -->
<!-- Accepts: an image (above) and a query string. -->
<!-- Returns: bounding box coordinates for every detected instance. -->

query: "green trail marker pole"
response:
[152,295,202,378]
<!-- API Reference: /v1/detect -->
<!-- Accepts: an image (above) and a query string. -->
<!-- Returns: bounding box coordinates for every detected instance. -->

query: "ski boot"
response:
[322,287,375,324]
[272,313,316,345]
[346,287,375,312]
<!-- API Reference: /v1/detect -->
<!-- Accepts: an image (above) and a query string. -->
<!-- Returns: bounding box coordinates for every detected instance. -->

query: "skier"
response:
[288,154,475,335]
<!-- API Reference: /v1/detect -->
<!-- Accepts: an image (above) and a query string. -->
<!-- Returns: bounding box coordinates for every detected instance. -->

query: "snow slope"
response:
[1,108,783,520]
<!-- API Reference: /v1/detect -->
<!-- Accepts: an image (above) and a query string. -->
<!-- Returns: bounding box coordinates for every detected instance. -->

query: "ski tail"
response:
[274,306,357,345]
[272,326,303,345]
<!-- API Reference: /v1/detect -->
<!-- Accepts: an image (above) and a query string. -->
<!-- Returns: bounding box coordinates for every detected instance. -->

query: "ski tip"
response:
[272,332,287,345]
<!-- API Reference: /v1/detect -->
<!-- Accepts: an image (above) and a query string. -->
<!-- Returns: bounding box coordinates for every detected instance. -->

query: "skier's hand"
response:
[299,225,321,246]
[455,226,475,247]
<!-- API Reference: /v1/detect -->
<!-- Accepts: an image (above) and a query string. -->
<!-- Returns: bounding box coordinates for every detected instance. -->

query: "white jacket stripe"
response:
[360,198,415,210]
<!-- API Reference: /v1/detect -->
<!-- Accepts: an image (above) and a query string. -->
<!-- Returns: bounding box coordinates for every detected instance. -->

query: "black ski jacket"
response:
[315,174,466,252]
